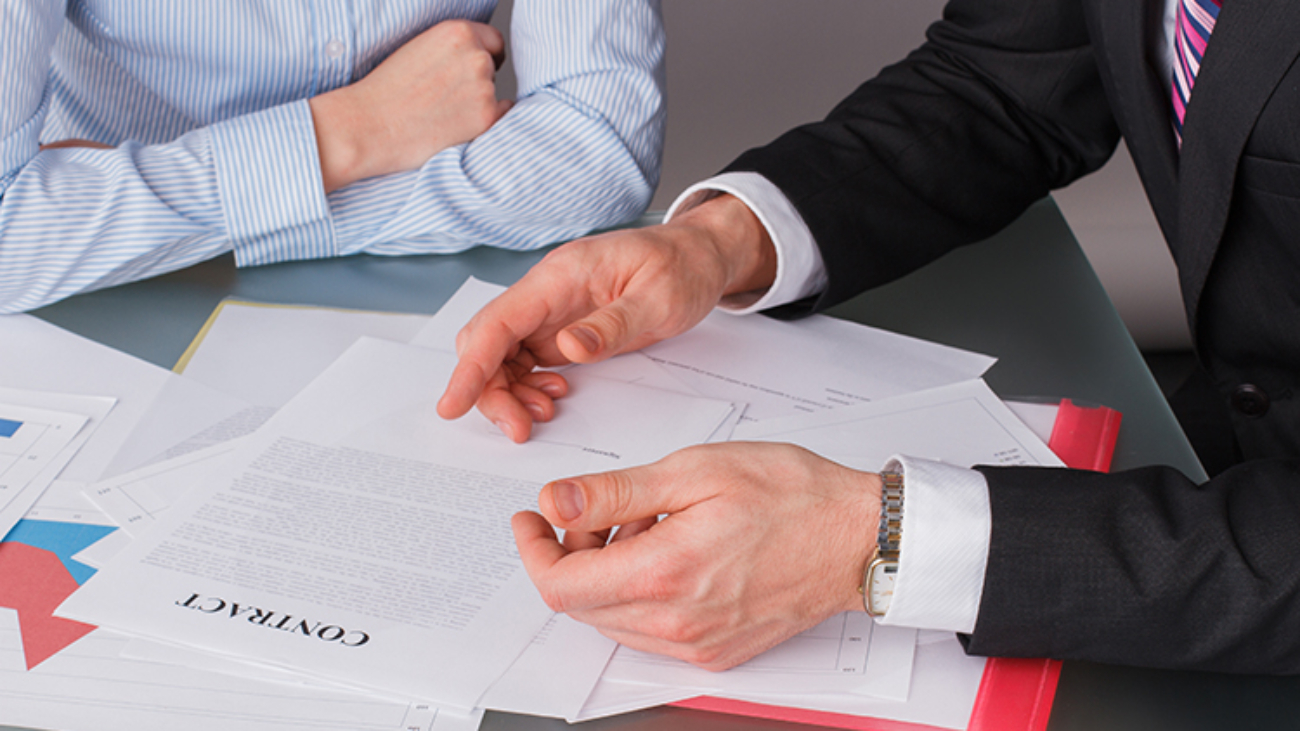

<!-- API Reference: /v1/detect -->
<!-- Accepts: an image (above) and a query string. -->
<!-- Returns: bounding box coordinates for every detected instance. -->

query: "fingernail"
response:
[567,326,601,355]
[552,481,585,521]
[526,403,546,421]
[540,382,564,398]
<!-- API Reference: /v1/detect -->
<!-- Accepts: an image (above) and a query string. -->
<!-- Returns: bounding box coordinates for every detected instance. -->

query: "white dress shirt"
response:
[664,0,1183,634]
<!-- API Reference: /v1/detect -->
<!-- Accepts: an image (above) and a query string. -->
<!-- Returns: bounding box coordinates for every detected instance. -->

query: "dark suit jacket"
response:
[724,0,1300,673]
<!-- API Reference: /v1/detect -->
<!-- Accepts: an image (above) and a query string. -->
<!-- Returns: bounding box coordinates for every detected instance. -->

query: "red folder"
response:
[671,399,1122,730]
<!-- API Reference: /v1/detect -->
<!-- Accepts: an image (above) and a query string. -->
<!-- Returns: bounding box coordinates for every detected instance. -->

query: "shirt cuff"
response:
[877,455,991,634]
[208,99,337,267]
[664,171,826,314]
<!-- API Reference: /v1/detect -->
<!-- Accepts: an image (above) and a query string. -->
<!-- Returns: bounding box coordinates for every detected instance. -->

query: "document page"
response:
[87,441,241,538]
[734,378,1064,471]
[0,315,245,483]
[411,278,996,423]
[175,300,431,408]
[0,397,98,538]
[58,339,736,709]
[604,611,918,698]
[1,498,479,731]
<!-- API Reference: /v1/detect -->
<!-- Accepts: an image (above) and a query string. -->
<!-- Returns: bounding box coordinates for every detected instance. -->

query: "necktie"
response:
[1172,0,1223,145]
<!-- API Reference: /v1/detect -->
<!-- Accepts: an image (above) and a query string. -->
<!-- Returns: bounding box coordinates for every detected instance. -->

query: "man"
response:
[0,1,664,313]
[438,0,1300,675]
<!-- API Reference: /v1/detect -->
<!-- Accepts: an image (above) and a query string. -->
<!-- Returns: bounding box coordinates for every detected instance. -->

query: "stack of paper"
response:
[0,277,1066,731]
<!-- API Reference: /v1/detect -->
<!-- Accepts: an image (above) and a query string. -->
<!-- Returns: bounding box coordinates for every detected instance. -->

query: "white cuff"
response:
[877,455,991,634]
[665,172,826,314]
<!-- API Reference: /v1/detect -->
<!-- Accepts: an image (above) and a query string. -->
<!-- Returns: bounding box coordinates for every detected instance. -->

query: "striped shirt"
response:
[0,0,665,313]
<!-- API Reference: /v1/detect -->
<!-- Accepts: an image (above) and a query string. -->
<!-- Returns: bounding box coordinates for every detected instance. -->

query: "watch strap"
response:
[877,470,904,561]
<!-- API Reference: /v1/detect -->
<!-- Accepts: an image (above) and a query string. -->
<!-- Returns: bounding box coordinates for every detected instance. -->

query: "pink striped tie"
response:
[1172,0,1222,146]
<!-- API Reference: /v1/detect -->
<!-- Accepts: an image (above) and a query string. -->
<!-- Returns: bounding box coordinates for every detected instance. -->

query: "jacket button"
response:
[1231,384,1270,417]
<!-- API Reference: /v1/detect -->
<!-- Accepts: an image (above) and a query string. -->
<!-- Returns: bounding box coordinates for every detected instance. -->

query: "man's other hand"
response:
[436,194,778,442]
[512,442,880,671]
[310,19,512,193]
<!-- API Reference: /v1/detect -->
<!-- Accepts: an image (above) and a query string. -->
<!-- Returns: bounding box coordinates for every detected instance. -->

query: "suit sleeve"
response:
[722,0,1120,314]
[966,462,1300,674]
[711,0,1300,673]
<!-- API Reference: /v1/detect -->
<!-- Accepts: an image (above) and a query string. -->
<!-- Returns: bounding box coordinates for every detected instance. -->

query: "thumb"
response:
[556,294,662,364]
[539,462,709,533]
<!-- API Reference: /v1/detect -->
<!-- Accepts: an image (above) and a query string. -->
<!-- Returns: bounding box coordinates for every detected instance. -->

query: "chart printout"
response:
[0,403,90,537]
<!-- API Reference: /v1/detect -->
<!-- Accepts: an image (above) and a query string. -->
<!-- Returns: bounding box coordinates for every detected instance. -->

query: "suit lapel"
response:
[1177,0,1300,329]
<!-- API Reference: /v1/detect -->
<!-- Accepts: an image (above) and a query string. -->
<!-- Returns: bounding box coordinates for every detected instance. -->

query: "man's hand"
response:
[436,194,778,442]
[309,20,512,193]
[512,442,880,670]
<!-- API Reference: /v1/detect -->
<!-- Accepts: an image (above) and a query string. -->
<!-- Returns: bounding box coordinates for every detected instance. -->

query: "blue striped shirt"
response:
[0,0,665,313]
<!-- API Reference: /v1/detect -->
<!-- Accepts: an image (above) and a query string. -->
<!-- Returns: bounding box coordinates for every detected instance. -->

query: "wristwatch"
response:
[862,471,904,616]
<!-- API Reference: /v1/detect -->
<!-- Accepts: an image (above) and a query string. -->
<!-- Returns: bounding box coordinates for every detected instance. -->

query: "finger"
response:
[517,370,567,400]
[512,512,570,608]
[514,511,672,613]
[438,299,547,420]
[475,379,534,443]
[503,348,539,380]
[469,22,506,66]
[556,291,672,364]
[562,528,611,552]
[539,457,716,533]
[494,98,515,118]
[508,381,555,423]
[610,516,658,543]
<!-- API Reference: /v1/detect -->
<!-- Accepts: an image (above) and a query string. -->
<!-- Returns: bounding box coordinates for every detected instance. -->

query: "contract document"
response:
[58,338,736,709]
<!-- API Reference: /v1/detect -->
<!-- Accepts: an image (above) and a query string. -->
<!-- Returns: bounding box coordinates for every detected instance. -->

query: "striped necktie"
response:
[1172,0,1223,146]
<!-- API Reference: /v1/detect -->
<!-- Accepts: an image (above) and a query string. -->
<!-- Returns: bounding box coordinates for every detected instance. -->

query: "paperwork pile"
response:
[0,278,1059,731]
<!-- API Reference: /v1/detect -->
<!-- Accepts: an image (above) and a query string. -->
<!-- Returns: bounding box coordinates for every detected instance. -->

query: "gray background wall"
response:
[493,1,1190,351]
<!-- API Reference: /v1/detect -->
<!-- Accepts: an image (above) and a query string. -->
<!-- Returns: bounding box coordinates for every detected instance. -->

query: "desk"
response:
[17,199,1300,731]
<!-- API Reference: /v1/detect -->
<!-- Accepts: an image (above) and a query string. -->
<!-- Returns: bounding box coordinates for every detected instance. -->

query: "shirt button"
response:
[1231,384,1270,417]
[325,39,346,60]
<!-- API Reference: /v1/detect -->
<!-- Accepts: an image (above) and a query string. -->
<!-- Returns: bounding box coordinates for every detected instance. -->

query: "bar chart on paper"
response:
[0,405,88,517]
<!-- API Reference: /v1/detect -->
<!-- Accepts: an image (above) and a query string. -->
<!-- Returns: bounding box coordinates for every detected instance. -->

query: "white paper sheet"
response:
[176,300,431,408]
[3,494,478,731]
[604,612,917,699]
[579,638,986,730]
[0,315,244,482]
[80,298,724,720]
[58,339,735,710]
[410,278,996,424]
[477,614,616,719]
[87,441,242,537]
[0,622,482,731]
[0,399,95,538]
[733,378,1065,471]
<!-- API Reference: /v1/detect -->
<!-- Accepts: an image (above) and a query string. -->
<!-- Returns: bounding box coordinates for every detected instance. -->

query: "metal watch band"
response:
[877,471,904,561]
[860,471,905,615]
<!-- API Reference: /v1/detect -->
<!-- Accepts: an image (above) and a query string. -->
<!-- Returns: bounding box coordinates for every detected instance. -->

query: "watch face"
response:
[866,560,898,616]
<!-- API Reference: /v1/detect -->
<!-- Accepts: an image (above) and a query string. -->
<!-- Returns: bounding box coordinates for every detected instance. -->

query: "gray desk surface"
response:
[18,199,1299,731]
